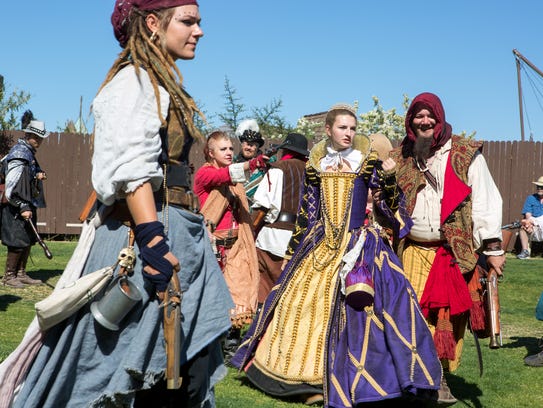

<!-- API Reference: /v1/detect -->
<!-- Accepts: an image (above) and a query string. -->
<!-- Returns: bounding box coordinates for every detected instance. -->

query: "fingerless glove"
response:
[249,154,267,172]
[134,221,173,292]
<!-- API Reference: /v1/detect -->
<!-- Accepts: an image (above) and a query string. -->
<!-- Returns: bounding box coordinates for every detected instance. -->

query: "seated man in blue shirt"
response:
[518,176,543,259]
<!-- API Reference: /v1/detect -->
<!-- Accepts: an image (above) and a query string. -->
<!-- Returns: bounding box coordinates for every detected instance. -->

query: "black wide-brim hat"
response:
[239,130,265,147]
[282,132,309,156]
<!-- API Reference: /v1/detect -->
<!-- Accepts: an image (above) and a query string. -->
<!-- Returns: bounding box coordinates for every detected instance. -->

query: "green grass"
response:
[0,241,74,360]
[446,254,543,408]
[2,246,543,407]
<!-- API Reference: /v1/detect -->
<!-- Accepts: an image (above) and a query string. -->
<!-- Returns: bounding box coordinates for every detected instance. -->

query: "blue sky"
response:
[2,1,543,141]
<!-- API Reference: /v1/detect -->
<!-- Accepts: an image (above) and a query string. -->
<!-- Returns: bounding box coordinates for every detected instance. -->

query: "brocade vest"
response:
[391,136,483,273]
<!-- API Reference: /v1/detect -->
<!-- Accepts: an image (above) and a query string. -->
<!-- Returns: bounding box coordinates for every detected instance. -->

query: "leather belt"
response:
[215,236,238,248]
[156,187,200,212]
[110,188,200,226]
[276,211,297,224]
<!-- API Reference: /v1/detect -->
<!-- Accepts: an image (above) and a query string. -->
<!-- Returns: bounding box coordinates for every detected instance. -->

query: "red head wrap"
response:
[111,0,199,48]
[401,92,452,154]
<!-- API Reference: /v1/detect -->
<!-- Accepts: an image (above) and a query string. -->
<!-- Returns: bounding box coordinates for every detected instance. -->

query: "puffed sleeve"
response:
[469,151,503,249]
[91,66,168,205]
[252,168,284,222]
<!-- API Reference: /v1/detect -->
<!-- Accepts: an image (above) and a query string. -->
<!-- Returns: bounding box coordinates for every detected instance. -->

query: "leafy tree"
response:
[294,116,324,141]
[217,76,245,133]
[217,77,293,140]
[215,83,478,144]
[358,95,410,141]
[251,98,292,140]
[0,75,31,131]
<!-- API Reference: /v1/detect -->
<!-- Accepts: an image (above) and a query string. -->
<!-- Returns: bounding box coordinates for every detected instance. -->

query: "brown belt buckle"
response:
[215,236,237,248]
[165,187,200,213]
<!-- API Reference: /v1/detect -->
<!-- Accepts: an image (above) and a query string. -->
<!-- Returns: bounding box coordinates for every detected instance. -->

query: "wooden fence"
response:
[1,131,541,239]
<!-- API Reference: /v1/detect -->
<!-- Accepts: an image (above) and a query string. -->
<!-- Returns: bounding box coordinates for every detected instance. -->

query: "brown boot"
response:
[2,250,26,288]
[16,247,42,285]
[437,376,457,406]
[2,271,26,288]
[17,270,43,285]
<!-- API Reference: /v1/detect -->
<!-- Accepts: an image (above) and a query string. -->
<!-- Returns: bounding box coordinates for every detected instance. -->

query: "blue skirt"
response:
[13,206,233,408]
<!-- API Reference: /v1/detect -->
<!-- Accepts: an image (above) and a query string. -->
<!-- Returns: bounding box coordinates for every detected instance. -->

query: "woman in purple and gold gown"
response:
[232,104,442,407]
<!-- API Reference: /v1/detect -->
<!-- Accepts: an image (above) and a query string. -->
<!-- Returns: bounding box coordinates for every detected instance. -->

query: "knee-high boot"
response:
[17,246,42,285]
[2,249,25,288]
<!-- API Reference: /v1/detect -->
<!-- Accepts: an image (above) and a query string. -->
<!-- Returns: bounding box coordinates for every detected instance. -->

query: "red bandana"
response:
[401,92,452,154]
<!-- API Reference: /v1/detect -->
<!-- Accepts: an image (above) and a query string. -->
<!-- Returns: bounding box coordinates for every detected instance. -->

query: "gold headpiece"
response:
[328,103,357,115]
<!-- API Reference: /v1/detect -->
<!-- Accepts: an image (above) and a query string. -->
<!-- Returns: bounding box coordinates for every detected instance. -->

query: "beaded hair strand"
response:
[98,7,205,140]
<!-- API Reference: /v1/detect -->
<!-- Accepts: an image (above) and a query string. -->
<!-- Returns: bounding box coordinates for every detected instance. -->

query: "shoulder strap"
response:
[200,186,230,232]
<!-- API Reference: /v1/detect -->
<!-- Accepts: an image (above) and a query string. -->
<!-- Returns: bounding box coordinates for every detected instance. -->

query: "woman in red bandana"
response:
[0,2,233,407]
[390,92,506,405]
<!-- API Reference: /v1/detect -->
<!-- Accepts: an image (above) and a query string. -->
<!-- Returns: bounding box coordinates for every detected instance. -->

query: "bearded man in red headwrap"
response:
[389,92,505,405]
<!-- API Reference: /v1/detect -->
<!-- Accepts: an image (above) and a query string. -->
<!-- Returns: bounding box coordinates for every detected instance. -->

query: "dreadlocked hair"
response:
[98,7,205,141]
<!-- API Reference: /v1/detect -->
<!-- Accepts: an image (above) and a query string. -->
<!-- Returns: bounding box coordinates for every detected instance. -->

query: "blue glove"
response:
[134,221,173,293]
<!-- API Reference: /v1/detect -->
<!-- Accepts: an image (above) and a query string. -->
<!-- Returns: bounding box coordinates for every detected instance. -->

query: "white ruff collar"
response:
[321,146,362,172]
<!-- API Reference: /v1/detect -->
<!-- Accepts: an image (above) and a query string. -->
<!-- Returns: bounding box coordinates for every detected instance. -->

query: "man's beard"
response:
[413,136,433,160]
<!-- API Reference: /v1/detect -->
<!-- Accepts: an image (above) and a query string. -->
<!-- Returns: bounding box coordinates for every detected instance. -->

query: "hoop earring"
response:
[150,31,158,42]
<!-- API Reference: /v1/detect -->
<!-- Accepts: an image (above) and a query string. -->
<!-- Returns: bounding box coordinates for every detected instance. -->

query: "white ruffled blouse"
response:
[320,146,362,173]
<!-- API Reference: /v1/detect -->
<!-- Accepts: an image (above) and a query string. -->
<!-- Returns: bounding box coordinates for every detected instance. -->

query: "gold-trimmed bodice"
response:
[252,171,360,384]
[320,172,357,249]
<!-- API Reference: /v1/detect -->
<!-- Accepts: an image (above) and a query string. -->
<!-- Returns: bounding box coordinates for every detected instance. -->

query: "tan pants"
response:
[402,244,467,372]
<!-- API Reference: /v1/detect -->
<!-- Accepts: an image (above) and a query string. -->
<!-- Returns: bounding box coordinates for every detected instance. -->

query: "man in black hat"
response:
[251,132,309,308]
[1,111,48,287]
[234,119,272,205]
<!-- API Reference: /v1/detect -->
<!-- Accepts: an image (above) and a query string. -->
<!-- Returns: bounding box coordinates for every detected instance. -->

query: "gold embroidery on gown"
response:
[253,172,357,384]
